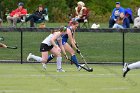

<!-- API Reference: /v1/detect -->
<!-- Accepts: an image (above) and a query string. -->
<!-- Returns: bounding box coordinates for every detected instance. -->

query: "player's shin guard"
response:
[47,54,54,63]
[71,55,79,67]
[31,55,42,62]
[56,57,62,69]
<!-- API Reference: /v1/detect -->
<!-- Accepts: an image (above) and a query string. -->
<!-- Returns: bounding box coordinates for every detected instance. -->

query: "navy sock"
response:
[47,54,54,63]
[71,55,79,67]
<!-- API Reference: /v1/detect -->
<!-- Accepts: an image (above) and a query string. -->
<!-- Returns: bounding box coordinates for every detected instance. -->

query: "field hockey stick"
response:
[79,53,89,68]
[75,43,79,48]
[6,46,18,49]
[0,37,4,41]
[67,58,75,65]
[75,42,93,71]
[62,54,73,65]
[78,52,93,72]
[0,43,17,49]
[67,57,92,72]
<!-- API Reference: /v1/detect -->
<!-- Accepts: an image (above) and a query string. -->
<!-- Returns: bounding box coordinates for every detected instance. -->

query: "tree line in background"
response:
[0,0,140,23]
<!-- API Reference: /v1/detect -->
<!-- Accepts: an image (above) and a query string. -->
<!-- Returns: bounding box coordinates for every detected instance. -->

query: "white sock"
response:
[128,61,140,70]
[56,57,62,69]
[31,54,42,62]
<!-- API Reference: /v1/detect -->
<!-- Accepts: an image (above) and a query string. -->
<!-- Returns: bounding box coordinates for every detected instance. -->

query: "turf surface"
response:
[0,63,139,93]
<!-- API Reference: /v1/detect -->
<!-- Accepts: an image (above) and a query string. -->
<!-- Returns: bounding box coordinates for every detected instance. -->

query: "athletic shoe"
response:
[27,53,32,61]
[123,63,130,77]
[0,37,4,41]
[77,64,85,71]
[84,19,88,22]
[21,19,25,22]
[42,63,47,70]
[57,68,65,72]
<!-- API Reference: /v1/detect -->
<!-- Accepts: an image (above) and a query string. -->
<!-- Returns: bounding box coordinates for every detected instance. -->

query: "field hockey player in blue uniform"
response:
[47,21,85,71]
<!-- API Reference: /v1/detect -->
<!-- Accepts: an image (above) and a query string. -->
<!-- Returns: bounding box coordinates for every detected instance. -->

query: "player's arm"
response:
[50,32,60,48]
[72,30,76,43]
[72,30,79,48]
[67,29,78,50]
[57,39,68,59]
[0,43,7,48]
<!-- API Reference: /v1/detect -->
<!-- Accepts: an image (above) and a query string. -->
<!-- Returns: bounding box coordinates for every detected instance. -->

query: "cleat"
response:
[27,53,32,61]
[21,19,25,22]
[42,63,47,70]
[123,63,130,77]
[57,68,65,72]
[123,63,128,72]
[84,19,88,22]
[0,37,4,41]
[77,64,85,71]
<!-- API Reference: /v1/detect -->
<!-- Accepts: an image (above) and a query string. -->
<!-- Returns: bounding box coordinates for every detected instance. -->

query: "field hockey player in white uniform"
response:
[27,29,68,72]
[123,61,140,77]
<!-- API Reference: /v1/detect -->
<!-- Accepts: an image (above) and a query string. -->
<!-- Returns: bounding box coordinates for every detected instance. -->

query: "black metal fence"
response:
[0,28,140,65]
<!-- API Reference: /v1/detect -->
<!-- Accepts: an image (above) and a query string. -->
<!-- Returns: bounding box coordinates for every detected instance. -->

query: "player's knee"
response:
[55,52,61,57]
[70,50,75,55]
[42,59,47,63]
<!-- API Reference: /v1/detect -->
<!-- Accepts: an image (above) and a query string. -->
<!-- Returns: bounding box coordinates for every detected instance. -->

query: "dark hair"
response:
[59,26,67,32]
[51,26,67,34]
[36,4,44,11]
[51,30,58,34]
[71,20,79,25]
[18,2,24,7]
[38,4,44,8]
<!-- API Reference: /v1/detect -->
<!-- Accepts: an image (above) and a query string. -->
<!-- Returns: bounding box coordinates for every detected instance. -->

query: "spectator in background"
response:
[72,1,87,21]
[7,2,27,27]
[22,4,47,27]
[125,8,134,24]
[113,13,130,28]
[0,18,2,27]
[133,7,140,28]
[109,2,125,28]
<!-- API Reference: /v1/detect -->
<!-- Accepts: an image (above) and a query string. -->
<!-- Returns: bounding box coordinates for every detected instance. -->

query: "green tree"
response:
[1,0,140,22]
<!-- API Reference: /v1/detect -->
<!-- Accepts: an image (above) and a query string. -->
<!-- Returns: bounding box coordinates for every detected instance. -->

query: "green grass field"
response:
[0,63,139,93]
[0,32,140,63]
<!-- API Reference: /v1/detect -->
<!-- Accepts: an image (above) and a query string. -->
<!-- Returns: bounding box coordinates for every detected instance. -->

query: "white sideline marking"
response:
[102,87,128,90]
[0,90,24,92]
[49,89,61,92]
[0,74,136,78]
[0,73,139,78]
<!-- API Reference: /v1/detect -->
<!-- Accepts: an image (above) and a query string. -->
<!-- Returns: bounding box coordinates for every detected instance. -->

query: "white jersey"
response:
[138,8,140,17]
[42,32,61,46]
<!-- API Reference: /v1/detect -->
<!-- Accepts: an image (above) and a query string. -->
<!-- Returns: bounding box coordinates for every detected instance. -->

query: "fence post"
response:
[20,28,23,64]
[122,30,125,66]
